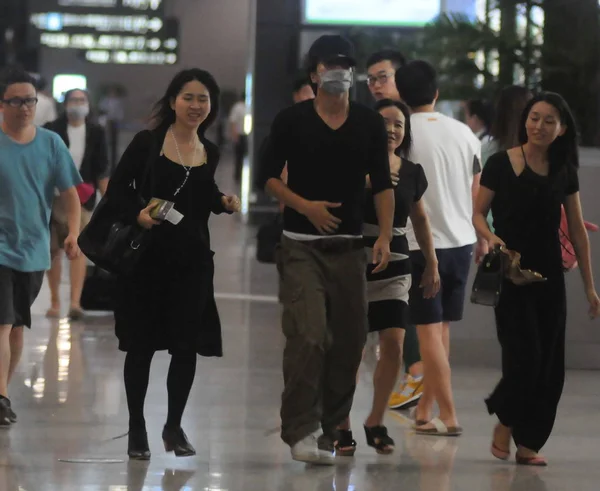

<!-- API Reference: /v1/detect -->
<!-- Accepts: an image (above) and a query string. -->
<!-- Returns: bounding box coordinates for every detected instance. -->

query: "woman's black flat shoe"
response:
[162,426,196,457]
[128,430,151,460]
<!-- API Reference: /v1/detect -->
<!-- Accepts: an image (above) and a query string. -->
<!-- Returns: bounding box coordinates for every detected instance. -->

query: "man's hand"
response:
[420,263,441,299]
[371,235,391,274]
[64,234,80,260]
[300,201,342,235]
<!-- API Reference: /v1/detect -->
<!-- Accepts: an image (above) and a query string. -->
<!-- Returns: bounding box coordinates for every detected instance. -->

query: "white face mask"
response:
[319,68,353,94]
[66,104,89,120]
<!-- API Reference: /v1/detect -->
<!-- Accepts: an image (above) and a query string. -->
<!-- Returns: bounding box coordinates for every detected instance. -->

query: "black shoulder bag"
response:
[78,141,156,276]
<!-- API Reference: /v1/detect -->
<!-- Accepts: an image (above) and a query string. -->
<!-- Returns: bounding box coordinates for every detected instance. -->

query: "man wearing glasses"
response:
[366,50,406,102]
[366,50,427,412]
[0,67,82,427]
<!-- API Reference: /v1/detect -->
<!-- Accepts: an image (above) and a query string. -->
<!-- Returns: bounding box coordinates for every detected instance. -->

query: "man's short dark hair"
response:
[395,60,438,108]
[366,50,406,71]
[0,66,37,99]
[292,73,311,94]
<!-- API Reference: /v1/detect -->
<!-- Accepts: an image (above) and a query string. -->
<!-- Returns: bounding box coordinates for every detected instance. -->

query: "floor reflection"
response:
[121,463,196,491]
[20,317,122,424]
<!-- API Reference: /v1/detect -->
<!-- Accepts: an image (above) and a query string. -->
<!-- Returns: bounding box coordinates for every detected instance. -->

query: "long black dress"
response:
[481,150,579,452]
[105,129,229,356]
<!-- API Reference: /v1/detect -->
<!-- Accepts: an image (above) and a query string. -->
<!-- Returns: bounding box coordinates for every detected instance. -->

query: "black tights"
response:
[124,350,197,432]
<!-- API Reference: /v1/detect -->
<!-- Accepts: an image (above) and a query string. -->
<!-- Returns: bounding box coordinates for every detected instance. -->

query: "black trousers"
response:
[486,276,566,452]
[233,135,247,182]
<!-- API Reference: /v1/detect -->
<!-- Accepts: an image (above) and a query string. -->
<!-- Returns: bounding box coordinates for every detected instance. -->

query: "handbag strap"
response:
[133,134,158,206]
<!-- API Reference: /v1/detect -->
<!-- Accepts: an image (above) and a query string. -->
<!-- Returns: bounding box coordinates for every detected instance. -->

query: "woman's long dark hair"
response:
[375,98,412,157]
[518,91,579,173]
[490,85,532,151]
[150,68,220,136]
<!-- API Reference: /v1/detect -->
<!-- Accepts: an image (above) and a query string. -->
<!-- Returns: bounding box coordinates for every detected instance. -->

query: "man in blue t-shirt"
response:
[0,67,83,427]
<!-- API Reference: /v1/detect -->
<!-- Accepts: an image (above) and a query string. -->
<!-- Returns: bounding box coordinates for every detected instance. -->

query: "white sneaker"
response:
[291,432,335,465]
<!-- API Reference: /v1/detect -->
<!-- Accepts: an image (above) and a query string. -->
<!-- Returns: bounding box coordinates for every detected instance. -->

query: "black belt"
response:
[300,237,363,253]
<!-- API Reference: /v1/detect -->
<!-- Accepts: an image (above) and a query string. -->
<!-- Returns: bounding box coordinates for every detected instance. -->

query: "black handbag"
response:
[80,265,117,311]
[78,141,155,276]
[470,246,505,307]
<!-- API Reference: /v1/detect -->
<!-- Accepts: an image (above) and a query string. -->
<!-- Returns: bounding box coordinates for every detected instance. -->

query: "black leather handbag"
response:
[80,265,117,311]
[78,143,155,276]
[470,246,505,307]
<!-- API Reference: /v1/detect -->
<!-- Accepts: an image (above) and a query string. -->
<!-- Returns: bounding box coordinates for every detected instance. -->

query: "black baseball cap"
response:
[308,35,356,67]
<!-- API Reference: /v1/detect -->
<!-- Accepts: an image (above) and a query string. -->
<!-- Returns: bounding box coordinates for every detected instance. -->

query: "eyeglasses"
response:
[366,72,395,87]
[1,97,39,108]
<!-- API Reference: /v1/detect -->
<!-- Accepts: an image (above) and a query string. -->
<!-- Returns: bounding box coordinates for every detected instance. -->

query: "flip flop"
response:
[415,417,463,437]
[411,408,430,428]
[516,454,547,467]
[491,424,511,460]
[491,442,510,461]
[412,419,430,429]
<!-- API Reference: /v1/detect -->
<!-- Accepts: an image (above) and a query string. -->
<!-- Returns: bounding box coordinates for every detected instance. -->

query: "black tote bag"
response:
[80,265,117,311]
[78,141,155,276]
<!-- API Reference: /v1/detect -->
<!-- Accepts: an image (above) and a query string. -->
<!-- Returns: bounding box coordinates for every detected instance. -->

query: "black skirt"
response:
[114,245,223,356]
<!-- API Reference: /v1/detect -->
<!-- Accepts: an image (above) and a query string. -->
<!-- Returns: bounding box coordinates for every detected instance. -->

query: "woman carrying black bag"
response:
[473,92,600,466]
[104,69,240,460]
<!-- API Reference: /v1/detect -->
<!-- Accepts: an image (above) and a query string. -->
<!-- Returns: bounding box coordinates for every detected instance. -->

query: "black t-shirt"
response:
[364,158,427,274]
[259,100,393,236]
[481,151,579,277]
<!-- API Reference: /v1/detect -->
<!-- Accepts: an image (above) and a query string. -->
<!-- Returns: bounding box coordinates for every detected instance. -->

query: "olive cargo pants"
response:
[277,235,368,446]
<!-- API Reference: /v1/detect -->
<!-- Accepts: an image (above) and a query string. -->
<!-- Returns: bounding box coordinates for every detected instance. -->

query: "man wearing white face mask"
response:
[45,89,110,320]
[260,35,395,464]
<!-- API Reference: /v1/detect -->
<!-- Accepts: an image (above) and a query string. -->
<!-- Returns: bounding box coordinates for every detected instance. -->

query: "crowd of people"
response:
[258,35,600,467]
[0,31,598,470]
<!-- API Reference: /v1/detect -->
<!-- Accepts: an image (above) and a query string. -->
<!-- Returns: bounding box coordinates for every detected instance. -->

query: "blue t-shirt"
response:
[0,127,83,272]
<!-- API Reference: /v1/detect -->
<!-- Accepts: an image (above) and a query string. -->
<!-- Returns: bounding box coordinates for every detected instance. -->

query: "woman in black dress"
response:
[337,100,439,455]
[105,69,240,460]
[473,92,600,466]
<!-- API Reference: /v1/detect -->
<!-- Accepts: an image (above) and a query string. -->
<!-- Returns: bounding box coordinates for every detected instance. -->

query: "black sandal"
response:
[334,429,357,457]
[364,425,395,455]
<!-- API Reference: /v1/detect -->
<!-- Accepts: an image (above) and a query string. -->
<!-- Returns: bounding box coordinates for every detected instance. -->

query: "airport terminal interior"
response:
[1,153,599,491]
[2,0,600,490]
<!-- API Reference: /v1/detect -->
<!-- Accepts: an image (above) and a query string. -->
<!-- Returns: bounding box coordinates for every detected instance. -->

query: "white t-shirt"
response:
[67,124,86,171]
[34,93,57,126]
[407,112,481,250]
[228,101,246,136]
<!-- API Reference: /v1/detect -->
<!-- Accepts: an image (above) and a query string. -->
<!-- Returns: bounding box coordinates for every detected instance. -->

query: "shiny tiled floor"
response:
[2,158,600,491]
